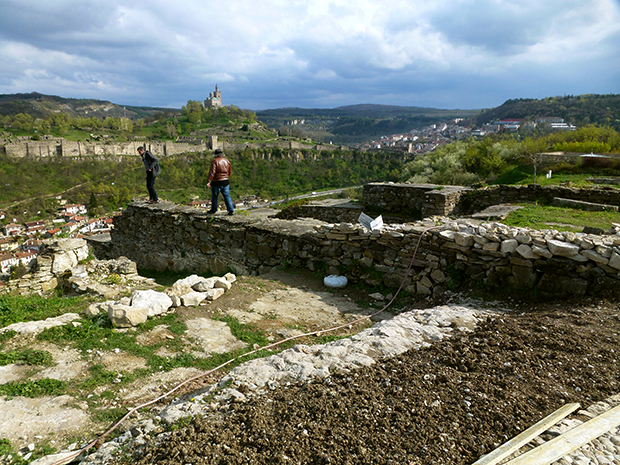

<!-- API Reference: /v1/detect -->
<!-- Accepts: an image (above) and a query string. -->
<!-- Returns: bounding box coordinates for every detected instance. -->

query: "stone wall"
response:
[95,202,620,299]
[459,184,620,213]
[0,138,345,159]
[362,183,620,218]
[362,183,472,218]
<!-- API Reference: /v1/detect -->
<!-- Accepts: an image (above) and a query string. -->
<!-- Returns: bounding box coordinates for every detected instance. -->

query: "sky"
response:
[0,0,619,111]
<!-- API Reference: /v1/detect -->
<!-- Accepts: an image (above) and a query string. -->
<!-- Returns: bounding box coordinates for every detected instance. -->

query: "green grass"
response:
[503,203,620,231]
[0,378,66,398]
[211,315,269,346]
[0,349,54,366]
[0,295,88,328]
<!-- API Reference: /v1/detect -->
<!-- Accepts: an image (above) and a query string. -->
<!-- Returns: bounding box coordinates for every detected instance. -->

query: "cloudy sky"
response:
[0,0,619,111]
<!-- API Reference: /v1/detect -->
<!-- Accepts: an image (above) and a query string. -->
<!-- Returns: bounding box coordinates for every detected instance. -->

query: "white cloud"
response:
[0,0,618,109]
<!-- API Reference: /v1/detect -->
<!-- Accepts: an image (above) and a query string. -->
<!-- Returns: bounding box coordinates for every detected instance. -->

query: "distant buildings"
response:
[0,201,116,277]
[481,117,576,134]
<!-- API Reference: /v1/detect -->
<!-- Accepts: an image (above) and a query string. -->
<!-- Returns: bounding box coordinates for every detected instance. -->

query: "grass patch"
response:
[37,313,187,360]
[502,203,620,232]
[0,329,17,343]
[211,315,269,346]
[0,438,13,456]
[0,295,87,328]
[0,349,54,366]
[0,378,66,398]
[90,407,127,424]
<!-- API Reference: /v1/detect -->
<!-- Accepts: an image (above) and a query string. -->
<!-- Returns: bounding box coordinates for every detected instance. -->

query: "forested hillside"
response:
[256,104,480,144]
[0,148,402,223]
[473,94,620,130]
[0,92,178,120]
[401,125,620,186]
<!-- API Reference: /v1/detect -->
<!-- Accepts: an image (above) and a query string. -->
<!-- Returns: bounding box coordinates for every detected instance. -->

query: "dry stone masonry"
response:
[95,201,620,299]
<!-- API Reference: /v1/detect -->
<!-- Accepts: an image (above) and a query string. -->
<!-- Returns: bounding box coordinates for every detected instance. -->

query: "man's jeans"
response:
[146,171,158,201]
[210,184,234,213]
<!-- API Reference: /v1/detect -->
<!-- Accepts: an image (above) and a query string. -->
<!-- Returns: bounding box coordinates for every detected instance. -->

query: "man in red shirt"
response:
[207,149,234,215]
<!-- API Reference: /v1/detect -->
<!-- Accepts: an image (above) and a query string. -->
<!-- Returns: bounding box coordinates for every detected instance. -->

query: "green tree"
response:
[181,100,203,124]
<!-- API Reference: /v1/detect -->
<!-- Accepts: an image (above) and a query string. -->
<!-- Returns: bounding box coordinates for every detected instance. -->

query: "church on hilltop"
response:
[204,85,222,108]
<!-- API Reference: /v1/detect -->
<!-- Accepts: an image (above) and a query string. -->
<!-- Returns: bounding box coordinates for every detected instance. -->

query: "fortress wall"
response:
[1,139,342,159]
[97,202,620,299]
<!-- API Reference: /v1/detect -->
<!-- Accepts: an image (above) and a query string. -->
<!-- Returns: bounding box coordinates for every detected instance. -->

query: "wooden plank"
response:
[472,403,580,465]
[505,404,620,465]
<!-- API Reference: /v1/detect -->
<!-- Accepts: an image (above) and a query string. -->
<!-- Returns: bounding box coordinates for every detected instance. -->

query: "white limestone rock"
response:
[214,277,232,291]
[170,274,205,296]
[181,291,207,307]
[500,239,519,254]
[108,304,148,328]
[581,249,609,265]
[192,278,216,292]
[607,251,620,270]
[547,239,580,257]
[206,288,226,301]
[130,289,173,317]
[516,244,539,260]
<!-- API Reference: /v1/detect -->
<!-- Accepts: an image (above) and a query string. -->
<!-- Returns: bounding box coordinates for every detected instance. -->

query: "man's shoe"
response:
[227,211,234,216]
[207,210,217,214]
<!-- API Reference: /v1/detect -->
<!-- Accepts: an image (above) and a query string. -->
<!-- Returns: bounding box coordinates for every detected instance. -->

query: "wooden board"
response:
[505,404,620,465]
[472,403,580,465]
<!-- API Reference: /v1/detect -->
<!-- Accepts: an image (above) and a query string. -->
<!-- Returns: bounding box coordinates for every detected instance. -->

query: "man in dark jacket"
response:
[138,146,160,203]
[207,148,234,215]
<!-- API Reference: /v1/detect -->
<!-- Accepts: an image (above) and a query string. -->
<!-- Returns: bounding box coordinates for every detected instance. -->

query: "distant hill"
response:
[0,92,179,120]
[2,92,619,144]
[473,94,620,130]
[256,104,481,144]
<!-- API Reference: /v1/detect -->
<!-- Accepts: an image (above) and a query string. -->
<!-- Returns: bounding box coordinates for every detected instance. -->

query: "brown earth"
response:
[2,268,620,464]
[124,297,620,465]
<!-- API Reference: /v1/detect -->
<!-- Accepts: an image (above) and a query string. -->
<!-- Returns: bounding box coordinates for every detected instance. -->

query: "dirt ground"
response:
[0,269,386,452]
[2,268,620,464]
[124,296,620,465]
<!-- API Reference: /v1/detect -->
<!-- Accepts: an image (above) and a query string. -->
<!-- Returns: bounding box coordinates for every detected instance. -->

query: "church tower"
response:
[205,85,222,108]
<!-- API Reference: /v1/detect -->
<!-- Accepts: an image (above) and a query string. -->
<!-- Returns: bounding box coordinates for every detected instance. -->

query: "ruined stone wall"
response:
[362,183,472,218]
[460,184,620,213]
[98,203,620,299]
[1,138,345,158]
[1,140,208,158]
[363,183,620,218]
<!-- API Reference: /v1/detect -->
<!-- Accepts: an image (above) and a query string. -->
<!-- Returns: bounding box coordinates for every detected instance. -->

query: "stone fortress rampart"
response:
[0,137,343,159]
[88,183,620,300]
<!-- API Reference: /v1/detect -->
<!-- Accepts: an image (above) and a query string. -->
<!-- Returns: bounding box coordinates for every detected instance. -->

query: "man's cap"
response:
[214,148,223,154]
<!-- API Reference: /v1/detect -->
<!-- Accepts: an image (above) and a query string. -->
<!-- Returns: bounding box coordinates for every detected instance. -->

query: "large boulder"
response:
[130,290,173,317]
